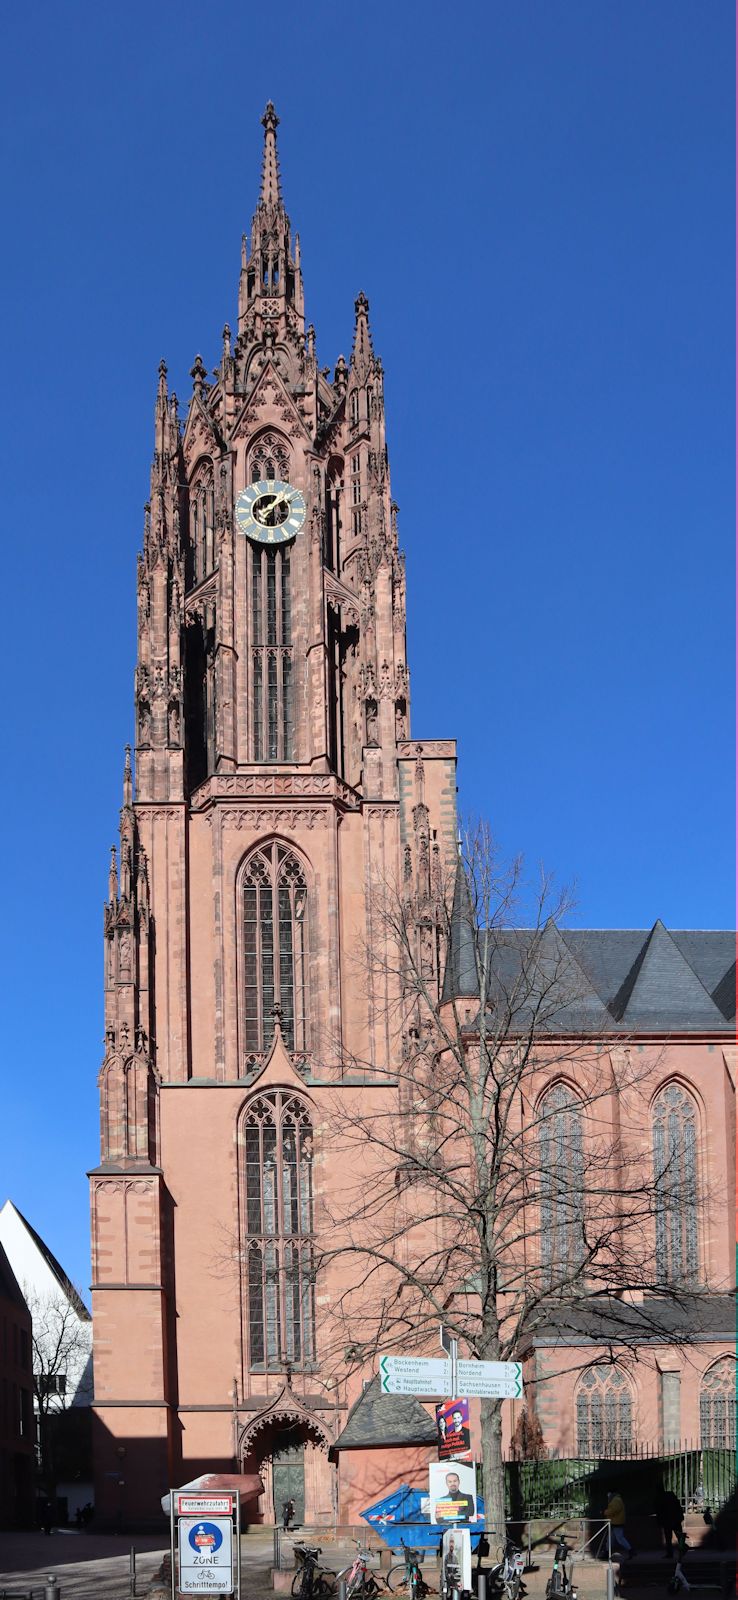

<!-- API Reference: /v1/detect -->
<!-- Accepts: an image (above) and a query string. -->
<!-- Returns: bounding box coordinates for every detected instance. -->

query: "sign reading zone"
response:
[177,1516,233,1594]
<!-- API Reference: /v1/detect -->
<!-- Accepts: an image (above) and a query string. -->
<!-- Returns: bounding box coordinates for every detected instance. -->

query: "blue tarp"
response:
[359,1484,486,1550]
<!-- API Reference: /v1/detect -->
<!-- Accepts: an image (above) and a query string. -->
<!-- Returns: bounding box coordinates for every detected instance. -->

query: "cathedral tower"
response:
[90,106,457,1523]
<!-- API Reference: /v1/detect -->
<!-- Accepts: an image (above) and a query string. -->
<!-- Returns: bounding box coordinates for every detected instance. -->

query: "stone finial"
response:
[222,323,232,360]
[260,102,282,207]
[351,291,374,366]
[108,845,118,904]
[190,354,206,395]
[123,745,132,807]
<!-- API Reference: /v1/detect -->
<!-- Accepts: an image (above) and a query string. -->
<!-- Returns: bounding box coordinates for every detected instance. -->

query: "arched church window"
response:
[249,432,290,485]
[242,842,308,1055]
[537,1082,585,1284]
[251,544,293,760]
[652,1083,700,1285]
[699,1356,736,1450]
[244,1091,315,1369]
[576,1366,633,1456]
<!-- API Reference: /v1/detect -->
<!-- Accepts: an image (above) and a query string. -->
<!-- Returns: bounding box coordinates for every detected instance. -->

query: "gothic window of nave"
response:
[251,544,293,761]
[537,1082,585,1284]
[652,1083,700,1287]
[241,842,309,1056]
[699,1356,737,1450]
[190,464,215,585]
[576,1366,634,1456]
[243,1091,315,1370]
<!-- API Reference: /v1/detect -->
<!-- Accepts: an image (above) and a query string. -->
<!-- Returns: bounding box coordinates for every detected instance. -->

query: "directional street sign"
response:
[457,1360,523,1399]
[379,1356,451,1394]
[379,1354,523,1398]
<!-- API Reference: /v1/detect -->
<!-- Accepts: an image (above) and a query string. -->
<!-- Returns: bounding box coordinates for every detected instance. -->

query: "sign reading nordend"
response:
[379,1354,523,1399]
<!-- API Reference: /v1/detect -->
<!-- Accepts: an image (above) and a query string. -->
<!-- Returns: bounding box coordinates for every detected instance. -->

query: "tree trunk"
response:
[480,1397,506,1543]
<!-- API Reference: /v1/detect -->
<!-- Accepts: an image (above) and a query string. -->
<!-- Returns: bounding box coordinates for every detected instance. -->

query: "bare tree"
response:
[321,822,705,1536]
[24,1287,92,1481]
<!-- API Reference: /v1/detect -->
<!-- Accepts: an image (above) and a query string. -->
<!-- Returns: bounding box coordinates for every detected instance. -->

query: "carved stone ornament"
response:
[221,807,330,831]
[237,1377,333,1455]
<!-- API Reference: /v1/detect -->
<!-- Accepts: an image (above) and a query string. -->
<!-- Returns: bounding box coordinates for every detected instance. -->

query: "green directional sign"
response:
[379,1356,451,1395]
[456,1359,523,1399]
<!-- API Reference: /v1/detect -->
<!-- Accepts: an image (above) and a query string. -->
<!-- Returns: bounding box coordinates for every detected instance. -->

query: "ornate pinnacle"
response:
[260,102,282,207]
[351,291,374,366]
[123,745,132,807]
[190,354,206,395]
[108,845,118,904]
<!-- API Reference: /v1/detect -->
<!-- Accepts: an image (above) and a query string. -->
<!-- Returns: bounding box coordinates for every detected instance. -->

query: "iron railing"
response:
[504,1442,736,1519]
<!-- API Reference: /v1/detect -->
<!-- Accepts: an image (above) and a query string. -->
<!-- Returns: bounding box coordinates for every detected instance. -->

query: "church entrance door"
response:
[272,1431,305,1525]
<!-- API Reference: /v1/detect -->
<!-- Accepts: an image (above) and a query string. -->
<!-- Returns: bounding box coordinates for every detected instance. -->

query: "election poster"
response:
[441,1527,472,1593]
[428,1459,478,1525]
[436,1397,472,1462]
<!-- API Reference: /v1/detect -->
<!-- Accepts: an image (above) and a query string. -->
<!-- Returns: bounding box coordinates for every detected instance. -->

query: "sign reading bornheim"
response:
[177,1516,234,1594]
[379,1354,523,1399]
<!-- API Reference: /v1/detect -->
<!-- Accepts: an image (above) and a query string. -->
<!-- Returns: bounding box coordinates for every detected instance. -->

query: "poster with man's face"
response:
[429,1459,478,1525]
[436,1397,472,1461]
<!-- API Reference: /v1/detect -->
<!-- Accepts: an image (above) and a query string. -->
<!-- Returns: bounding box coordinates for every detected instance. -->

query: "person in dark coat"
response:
[654,1487,684,1555]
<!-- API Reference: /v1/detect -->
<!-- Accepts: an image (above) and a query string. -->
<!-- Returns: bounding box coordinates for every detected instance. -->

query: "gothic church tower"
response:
[90,107,457,1523]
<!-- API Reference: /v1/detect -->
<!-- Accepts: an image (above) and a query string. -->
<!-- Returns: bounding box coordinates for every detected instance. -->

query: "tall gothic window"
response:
[576,1366,633,1456]
[190,466,215,585]
[653,1084,700,1286]
[538,1083,585,1284]
[251,546,293,761]
[699,1357,736,1450]
[242,842,308,1055]
[244,1092,315,1369]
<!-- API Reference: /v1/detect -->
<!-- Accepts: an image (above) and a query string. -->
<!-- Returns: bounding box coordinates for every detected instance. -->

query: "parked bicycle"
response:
[386,1539,429,1599]
[341,1541,380,1600]
[544,1538,577,1600]
[292,1542,337,1598]
[488,1537,526,1600]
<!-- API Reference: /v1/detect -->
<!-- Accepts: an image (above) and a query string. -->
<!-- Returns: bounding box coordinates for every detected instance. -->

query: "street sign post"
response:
[169,1489,241,1600]
[457,1360,522,1399]
[379,1352,523,1399]
[379,1355,452,1394]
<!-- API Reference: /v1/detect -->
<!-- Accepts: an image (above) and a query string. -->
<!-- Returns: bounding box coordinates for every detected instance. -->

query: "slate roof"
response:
[530,1292,736,1346]
[442,887,735,1033]
[332,1375,438,1451]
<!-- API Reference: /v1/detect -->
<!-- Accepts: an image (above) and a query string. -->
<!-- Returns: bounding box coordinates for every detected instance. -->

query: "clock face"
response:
[235,479,306,545]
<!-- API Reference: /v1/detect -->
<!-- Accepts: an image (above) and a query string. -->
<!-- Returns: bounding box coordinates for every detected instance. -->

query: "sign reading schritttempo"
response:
[177,1516,234,1594]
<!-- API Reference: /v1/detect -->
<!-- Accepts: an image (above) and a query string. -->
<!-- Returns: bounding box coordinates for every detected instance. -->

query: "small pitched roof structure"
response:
[607,921,728,1030]
[331,1376,437,1452]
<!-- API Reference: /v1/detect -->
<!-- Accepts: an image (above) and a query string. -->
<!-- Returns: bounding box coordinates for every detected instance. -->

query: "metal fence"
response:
[504,1442,737,1520]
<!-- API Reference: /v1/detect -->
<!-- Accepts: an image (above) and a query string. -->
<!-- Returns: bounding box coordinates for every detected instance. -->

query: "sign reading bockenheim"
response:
[177,1515,233,1594]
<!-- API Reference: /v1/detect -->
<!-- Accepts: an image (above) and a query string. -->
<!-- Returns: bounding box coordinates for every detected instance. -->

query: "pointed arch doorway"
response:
[238,1387,335,1526]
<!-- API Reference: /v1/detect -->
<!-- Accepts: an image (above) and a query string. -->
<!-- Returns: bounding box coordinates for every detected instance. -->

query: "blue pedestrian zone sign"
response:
[177,1515,233,1593]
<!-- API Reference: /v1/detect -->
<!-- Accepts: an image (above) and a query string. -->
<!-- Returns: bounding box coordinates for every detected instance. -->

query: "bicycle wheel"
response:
[317,1577,337,1597]
[291,1572,304,1597]
[386,1567,407,1594]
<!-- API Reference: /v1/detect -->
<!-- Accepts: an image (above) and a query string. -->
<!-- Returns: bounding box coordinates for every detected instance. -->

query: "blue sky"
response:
[0,1,733,1291]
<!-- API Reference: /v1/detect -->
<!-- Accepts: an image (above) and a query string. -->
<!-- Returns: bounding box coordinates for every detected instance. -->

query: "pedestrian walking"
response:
[604,1489,633,1558]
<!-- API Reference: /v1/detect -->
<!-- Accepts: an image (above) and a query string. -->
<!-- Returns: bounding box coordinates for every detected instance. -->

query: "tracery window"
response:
[244,1091,315,1369]
[249,432,290,484]
[699,1357,737,1450]
[576,1366,633,1456]
[652,1084,700,1286]
[251,546,293,760]
[242,842,308,1055]
[190,467,215,585]
[538,1083,585,1284]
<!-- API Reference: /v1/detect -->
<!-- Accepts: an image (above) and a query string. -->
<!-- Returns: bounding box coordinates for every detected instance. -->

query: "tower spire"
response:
[260,102,282,207]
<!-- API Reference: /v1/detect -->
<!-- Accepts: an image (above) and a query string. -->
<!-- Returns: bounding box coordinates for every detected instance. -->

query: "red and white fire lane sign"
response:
[176,1494,235,1517]
[177,1515,234,1594]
